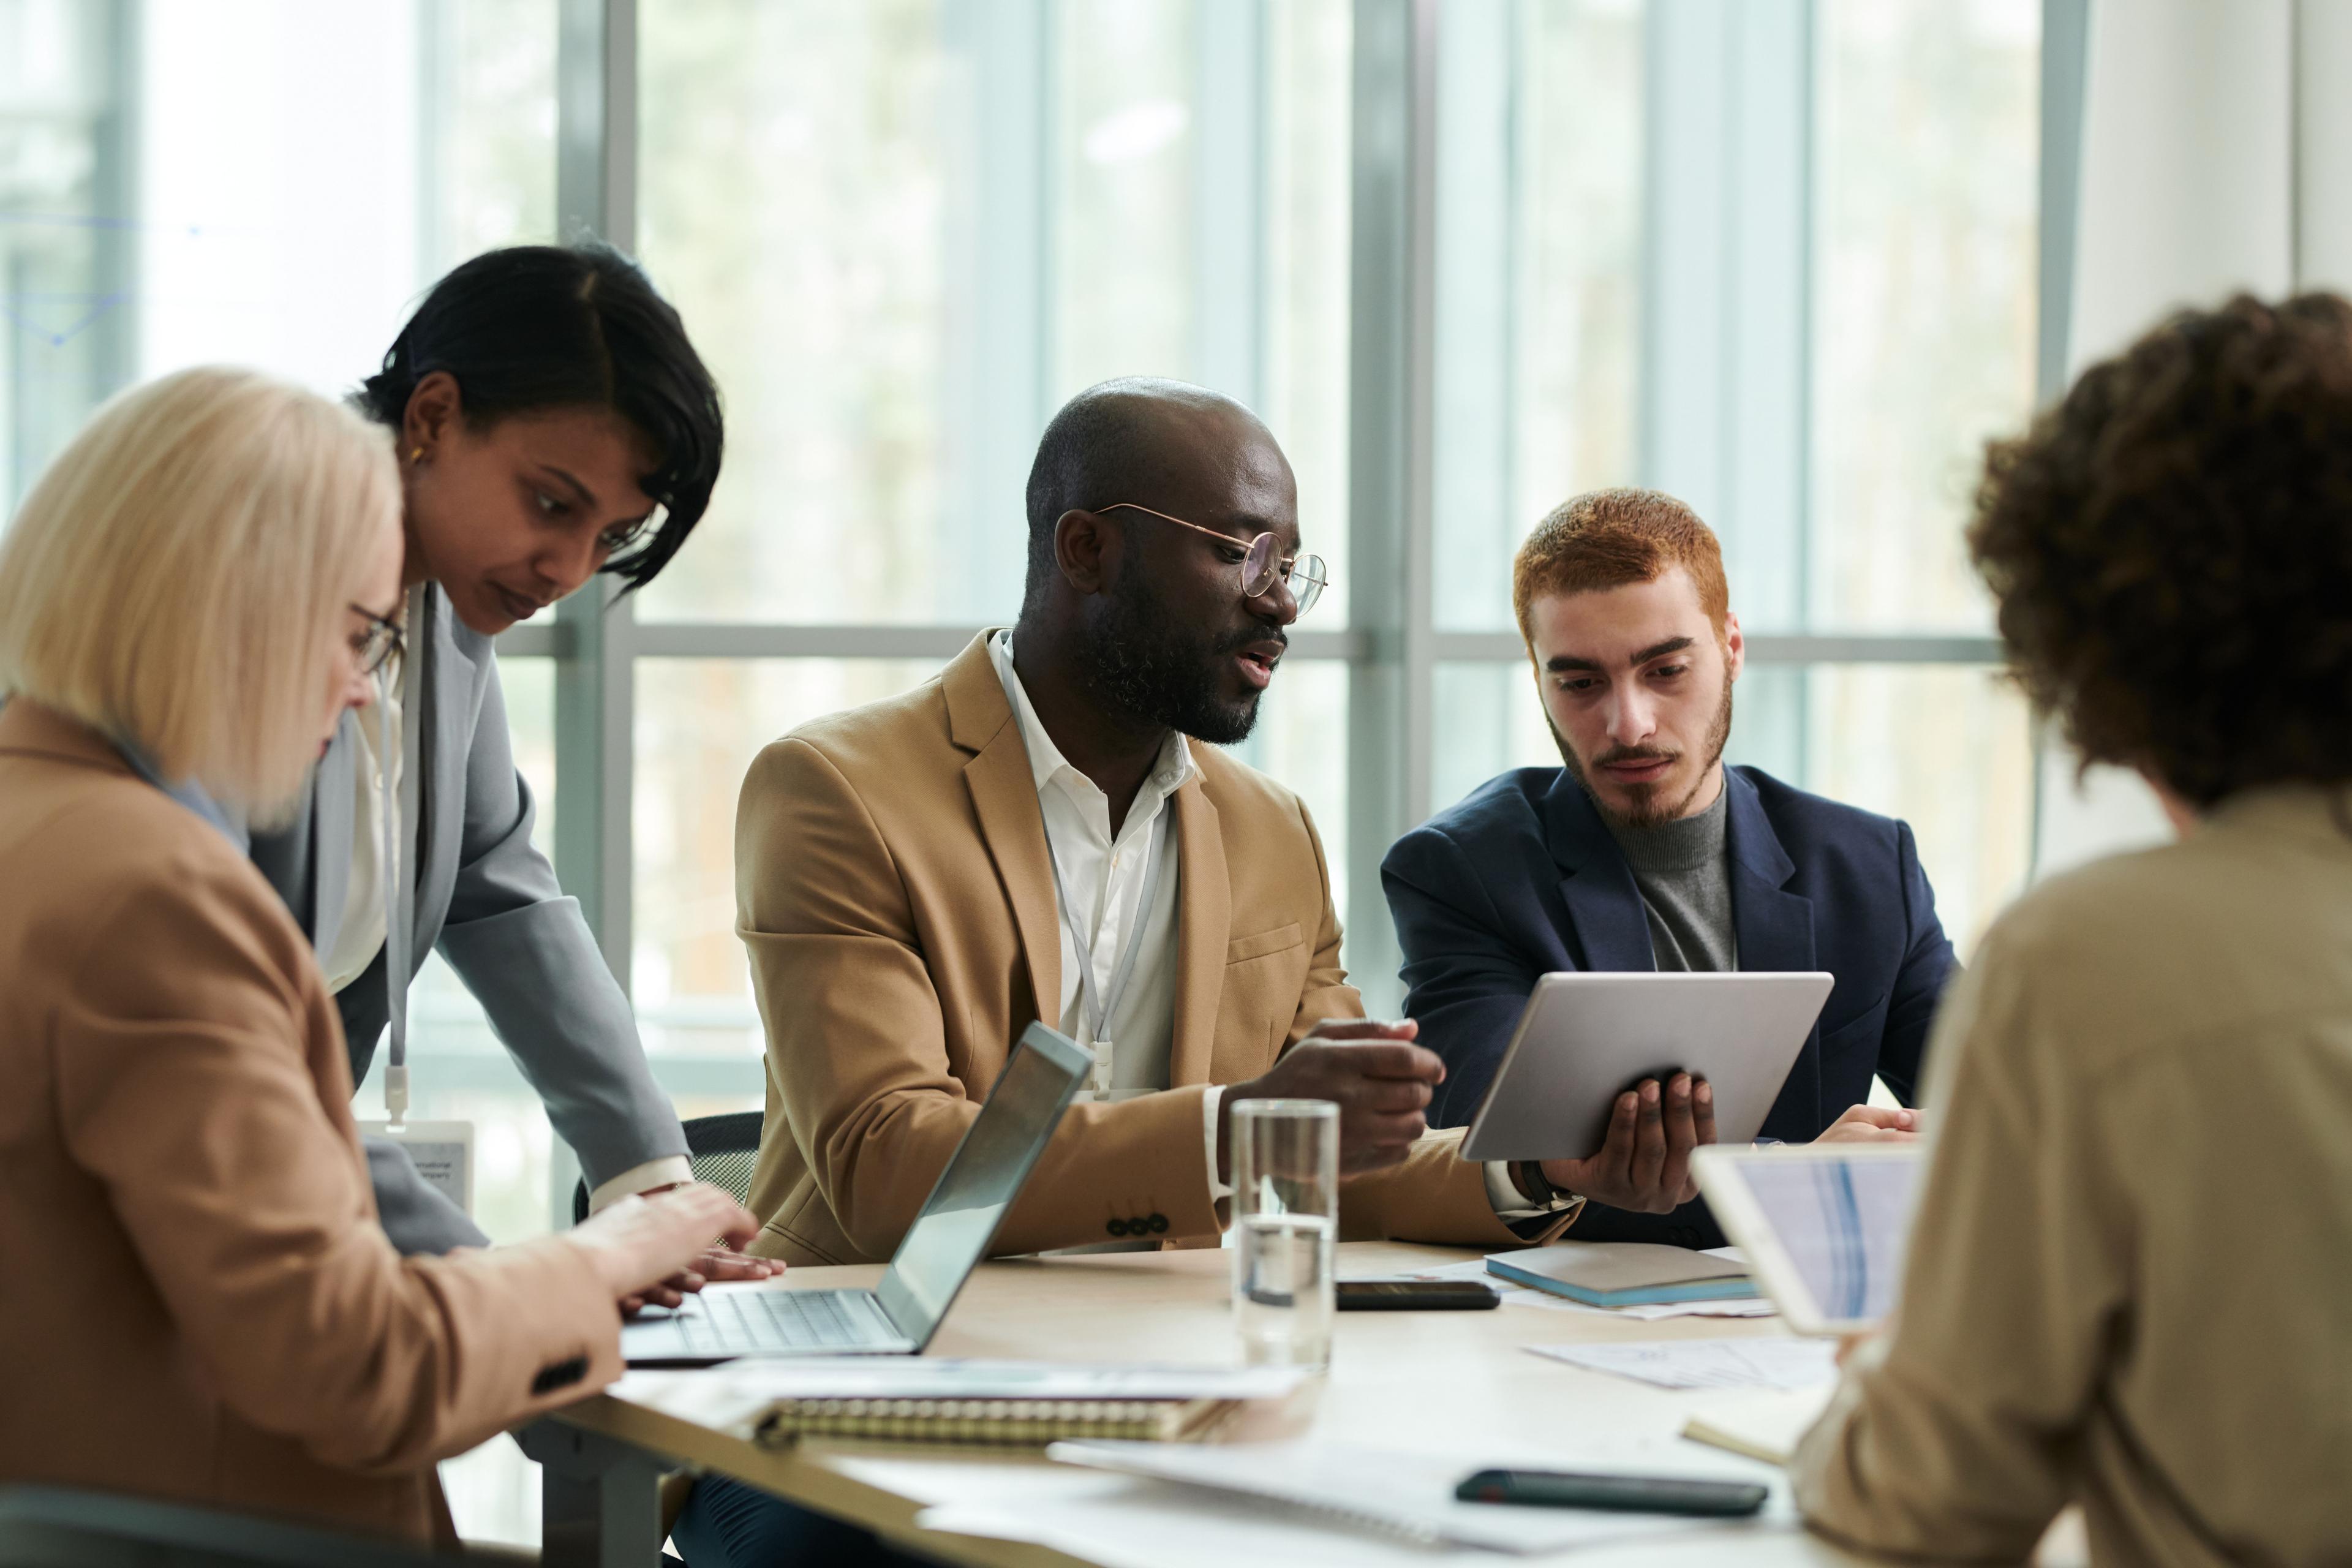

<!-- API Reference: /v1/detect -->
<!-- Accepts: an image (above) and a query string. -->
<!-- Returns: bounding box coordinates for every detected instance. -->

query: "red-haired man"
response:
[1381,488,1958,1245]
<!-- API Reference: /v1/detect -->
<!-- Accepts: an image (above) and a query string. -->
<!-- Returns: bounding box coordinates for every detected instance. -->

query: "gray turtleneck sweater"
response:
[1602,782,1736,972]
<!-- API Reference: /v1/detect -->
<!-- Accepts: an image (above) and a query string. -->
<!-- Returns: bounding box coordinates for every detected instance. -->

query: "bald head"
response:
[1021,377,1291,611]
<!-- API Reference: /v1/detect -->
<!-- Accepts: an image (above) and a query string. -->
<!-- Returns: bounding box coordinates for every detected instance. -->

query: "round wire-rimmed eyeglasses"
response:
[1095,502,1329,617]
[350,604,406,678]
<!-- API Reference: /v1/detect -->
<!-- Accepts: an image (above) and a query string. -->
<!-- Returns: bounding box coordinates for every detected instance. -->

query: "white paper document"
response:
[1372,1256,1777,1319]
[720,1357,1311,1401]
[1529,1338,1839,1392]
[1042,1440,1776,1556]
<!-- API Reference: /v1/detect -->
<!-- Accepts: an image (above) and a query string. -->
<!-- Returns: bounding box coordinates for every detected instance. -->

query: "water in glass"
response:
[1235,1210,1335,1366]
[1229,1098,1339,1368]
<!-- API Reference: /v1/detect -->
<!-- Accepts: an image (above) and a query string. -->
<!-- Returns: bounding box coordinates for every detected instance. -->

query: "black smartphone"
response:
[1334,1280,1500,1311]
[1455,1469,1769,1517]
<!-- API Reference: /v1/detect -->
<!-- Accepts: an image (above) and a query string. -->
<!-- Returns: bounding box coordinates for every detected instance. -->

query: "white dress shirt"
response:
[988,633,1231,1203]
[989,633,1548,1225]
[321,625,407,995]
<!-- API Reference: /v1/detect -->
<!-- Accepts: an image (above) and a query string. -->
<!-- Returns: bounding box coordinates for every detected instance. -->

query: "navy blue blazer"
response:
[1382,764,1956,1248]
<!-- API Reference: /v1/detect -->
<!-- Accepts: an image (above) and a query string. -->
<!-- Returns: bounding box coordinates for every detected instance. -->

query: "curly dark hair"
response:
[1969,292,2352,808]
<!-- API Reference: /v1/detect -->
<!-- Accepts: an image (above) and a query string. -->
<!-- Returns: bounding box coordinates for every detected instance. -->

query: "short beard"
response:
[1557,677,1733,830]
[1074,557,1270,745]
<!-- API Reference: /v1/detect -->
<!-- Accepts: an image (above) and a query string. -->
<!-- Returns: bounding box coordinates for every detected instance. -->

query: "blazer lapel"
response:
[946,636,1061,1028]
[1723,769,1823,1136]
[1542,772,1657,973]
[1167,779,1225,1088]
[411,586,473,965]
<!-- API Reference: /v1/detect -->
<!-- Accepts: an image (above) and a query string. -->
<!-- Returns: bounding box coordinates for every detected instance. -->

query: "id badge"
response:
[358,1119,476,1217]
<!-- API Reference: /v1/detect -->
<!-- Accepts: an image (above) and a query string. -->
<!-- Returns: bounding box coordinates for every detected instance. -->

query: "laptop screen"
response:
[875,1023,1092,1346]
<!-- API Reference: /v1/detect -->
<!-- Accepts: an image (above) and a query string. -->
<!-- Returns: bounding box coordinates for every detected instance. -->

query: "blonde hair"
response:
[0,366,398,823]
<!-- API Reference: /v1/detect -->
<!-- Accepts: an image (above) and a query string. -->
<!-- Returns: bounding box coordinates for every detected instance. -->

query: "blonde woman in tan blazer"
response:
[0,367,754,1546]
[1793,295,2352,1564]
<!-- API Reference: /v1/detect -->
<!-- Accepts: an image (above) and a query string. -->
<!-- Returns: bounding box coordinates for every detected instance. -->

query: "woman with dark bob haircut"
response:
[1792,293,2352,1564]
[245,244,773,1298]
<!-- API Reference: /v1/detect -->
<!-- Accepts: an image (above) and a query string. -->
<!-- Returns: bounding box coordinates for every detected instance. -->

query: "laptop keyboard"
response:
[673,1289,876,1356]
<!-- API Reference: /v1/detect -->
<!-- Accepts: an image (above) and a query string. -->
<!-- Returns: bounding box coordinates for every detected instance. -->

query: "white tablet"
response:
[1458,971,1834,1163]
[1692,1143,1924,1335]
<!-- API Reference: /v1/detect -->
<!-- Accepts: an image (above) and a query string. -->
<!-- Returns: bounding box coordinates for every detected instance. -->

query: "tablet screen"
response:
[1730,1150,1923,1324]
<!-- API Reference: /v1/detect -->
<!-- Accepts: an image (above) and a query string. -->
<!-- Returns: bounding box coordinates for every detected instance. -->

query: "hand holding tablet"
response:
[1534,1070,1719,1214]
[1463,972,1835,1158]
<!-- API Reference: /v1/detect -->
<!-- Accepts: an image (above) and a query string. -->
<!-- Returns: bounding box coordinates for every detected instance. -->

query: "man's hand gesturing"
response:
[1218,1019,1444,1182]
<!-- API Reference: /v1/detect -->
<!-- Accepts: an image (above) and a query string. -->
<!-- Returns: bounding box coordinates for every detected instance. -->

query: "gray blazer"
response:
[248,585,687,1254]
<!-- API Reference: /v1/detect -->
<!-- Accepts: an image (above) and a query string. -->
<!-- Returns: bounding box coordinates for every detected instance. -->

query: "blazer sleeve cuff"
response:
[588,1156,697,1213]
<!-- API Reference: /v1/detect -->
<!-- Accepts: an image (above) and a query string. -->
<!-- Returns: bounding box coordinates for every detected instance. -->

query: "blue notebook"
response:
[1486,1242,1757,1307]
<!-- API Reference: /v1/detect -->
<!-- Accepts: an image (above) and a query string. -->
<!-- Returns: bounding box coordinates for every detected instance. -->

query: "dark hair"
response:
[358,243,723,590]
[1969,291,2352,808]
[1021,376,1243,611]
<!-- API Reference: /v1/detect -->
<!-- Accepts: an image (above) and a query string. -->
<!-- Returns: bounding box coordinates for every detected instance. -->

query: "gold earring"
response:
[409,447,425,464]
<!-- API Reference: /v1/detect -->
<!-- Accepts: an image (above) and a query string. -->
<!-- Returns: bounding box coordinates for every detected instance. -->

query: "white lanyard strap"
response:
[1040,808,1166,1049]
[379,587,420,1126]
[377,658,409,1125]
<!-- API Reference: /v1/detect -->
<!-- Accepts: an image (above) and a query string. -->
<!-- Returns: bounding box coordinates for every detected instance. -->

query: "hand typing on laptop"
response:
[566,1183,761,1313]
[611,1177,784,1314]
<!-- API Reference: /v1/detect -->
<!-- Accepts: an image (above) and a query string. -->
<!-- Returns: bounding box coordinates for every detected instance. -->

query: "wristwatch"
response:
[1510,1159,1582,1215]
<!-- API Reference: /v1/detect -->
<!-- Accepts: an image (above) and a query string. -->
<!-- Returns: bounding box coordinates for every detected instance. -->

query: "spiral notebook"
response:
[758,1395,1236,1447]
[731,1359,1308,1450]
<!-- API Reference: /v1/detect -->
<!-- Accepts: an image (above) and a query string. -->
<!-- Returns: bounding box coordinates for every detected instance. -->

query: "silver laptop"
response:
[620,1022,1093,1366]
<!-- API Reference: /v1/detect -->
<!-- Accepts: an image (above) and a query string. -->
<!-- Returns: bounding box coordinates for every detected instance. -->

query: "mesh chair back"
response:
[570,1109,764,1227]
[681,1110,764,1205]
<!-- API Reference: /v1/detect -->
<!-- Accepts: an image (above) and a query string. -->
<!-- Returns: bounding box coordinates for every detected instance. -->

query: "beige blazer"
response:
[1793,788,2352,1565]
[0,702,624,1545]
[737,635,1566,1266]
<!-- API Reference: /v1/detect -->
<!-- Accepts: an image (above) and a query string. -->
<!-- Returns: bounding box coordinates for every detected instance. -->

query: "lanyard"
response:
[1003,655,1171,1091]
[379,589,420,1126]
[1040,805,1167,1058]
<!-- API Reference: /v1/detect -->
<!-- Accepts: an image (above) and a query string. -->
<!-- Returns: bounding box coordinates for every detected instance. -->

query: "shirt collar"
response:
[987,629,1196,801]
[113,732,253,855]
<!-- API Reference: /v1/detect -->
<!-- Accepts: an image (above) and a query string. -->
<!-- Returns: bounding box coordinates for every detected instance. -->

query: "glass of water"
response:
[1231,1098,1339,1369]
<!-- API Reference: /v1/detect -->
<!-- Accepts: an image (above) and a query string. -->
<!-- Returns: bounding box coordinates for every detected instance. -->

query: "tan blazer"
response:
[1793,788,2352,1565]
[737,634,1565,1267]
[0,703,624,1545]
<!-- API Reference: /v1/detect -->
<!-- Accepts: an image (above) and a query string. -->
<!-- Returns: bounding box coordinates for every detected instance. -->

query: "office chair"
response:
[570,1110,763,1227]
[0,1486,453,1567]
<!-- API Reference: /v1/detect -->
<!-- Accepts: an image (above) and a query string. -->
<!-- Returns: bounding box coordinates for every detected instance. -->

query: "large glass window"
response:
[0,0,128,510]
[633,0,1352,627]
[1426,0,2039,956]
[1812,0,2040,632]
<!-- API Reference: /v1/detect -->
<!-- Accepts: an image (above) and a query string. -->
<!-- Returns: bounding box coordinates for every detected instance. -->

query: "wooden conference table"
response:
[528,1240,1871,1568]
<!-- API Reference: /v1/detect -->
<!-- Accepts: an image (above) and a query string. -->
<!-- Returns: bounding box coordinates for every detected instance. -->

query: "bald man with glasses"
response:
[679,377,1619,1567]
[730,378,1604,1271]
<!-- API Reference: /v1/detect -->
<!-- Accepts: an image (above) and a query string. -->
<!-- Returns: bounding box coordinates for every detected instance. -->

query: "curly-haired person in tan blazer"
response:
[0,367,755,1547]
[1792,296,2352,1565]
